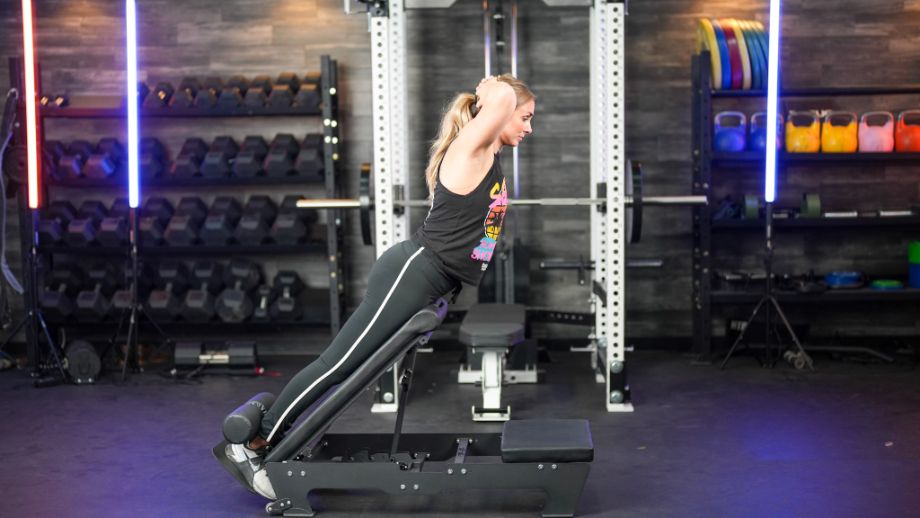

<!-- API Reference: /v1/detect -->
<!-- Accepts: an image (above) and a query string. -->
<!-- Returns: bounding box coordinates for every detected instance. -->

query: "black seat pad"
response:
[459,303,525,347]
[501,419,594,463]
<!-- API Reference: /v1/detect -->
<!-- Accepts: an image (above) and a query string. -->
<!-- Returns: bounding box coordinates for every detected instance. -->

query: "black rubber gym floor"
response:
[2,349,919,517]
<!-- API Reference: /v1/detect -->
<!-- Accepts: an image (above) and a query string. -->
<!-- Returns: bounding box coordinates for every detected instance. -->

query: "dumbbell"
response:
[294,134,324,178]
[215,259,262,323]
[39,200,77,245]
[251,284,276,322]
[170,77,200,108]
[143,82,175,108]
[270,271,305,321]
[200,197,243,245]
[235,196,277,245]
[244,75,273,108]
[194,77,223,108]
[39,265,85,320]
[219,76,248,109]
[84,138,123,179]
[43,140,67,181]
[98,198,130,246]
[58,140,94,179]
[182,261,225,322]
[267,72,301,108]
[295,72,321,110]
[75,263,120,321]
[165,197,207,246]
[65,200,108,246]
[264,134,299,176]
[146,262,190,321]
[200,136,239,177]
[271,195,318,245]
[170,138,209,177]
[139,197,174,246]
[112,263,154,312]
[140,138,168,178]
[137,81,150,105]
[232,136,269,177]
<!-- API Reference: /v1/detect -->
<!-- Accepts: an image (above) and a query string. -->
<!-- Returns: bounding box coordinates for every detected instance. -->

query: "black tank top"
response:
[414,154,508,286]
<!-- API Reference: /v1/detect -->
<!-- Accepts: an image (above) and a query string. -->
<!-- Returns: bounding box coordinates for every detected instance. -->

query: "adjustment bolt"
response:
[400,484,406,490]
[538,464,544,470]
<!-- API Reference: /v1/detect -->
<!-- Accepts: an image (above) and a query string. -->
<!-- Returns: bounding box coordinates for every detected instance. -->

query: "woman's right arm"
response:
[452,78,516,154]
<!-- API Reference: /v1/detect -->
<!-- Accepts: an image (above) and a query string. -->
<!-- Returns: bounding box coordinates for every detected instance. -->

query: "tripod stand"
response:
[720,201,814,370]
[106,207,171,381]
[0,88,67,385]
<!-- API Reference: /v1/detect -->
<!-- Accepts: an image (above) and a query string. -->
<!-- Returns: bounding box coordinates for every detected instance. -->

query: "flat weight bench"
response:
[214,298,594,517]
[458,303,538,421]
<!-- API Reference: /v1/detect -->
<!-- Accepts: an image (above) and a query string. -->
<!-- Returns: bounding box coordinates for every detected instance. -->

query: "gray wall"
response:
[1,0,920,351]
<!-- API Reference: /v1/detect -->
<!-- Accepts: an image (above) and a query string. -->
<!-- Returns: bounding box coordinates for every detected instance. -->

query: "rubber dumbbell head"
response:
[143,82,174,108]
[200,136,240,178]
[140,137,167,178]
[232,136,269,177]
[263,134,299,176]
[235,195,277,245]
[140,197,175,246]
[39,200,77,245]
[200,197,243,246]
[182,261,225,322]
[170,138,209,177]
[147,261,190,321]
[164,197,207,246]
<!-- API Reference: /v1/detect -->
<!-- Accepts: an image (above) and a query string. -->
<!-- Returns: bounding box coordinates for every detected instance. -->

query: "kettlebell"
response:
[713,111,747,152]
[858,111,895,152]
[821,111,858,153]
[895,110,920,152]
[749,112,783,152]
[785,110,821,153]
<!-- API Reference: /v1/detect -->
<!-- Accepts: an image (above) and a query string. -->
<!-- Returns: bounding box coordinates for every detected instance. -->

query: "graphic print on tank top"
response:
[470,178,508,271]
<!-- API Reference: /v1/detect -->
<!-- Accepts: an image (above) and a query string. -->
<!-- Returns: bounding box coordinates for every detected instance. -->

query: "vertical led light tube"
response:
[20,0,40,208]
[764,0,782,203]
[126,0,140,207]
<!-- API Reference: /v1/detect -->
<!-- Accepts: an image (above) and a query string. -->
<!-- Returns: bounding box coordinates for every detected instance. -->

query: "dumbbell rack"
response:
[691,51,920,360]
[7,56,346,367]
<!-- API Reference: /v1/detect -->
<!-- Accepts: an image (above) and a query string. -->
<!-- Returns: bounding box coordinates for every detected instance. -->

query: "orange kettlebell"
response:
[858,111,894,152]
[821,111,858,153]
[895,110,920,152]
[785,110,821,153]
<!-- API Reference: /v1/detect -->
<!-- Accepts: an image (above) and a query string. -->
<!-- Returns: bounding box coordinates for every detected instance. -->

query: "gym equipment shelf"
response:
[712,216,920,230]
[40,98,323,118]
[37,244,327,257]
[712,288,920,304]
[47,176,327,188]
[713,151,920,166]
[10,55,346,355]
[713,85,920,98]
[691,51,920,359]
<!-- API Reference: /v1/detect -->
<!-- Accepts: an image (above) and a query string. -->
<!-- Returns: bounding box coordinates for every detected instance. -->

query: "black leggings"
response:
[260,239,458,442]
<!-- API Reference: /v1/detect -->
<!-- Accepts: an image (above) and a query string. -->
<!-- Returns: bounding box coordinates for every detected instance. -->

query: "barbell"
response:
[296,161,708,245]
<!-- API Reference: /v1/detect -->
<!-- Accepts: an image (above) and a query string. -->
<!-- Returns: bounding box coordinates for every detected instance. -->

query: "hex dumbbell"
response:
[200,197,243,246]
[232,136,269,177]
[65,200,108,246]
[269,271,305,321]
[39,200,77,245]
[147,262,190,321]
[75,263,120,321]
[182,261,225,321]
[215,259,262,323]
[235,196,277,245]
[200,136,239,178]
[164,197,207,246]
[39,265,85,320]
[139,197,175,246]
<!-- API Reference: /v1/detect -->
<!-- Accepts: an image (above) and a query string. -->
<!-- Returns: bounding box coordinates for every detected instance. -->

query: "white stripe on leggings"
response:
[265,245,427,442]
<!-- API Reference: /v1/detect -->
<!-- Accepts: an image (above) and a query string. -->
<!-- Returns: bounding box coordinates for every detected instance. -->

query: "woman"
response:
[225,74,536,499]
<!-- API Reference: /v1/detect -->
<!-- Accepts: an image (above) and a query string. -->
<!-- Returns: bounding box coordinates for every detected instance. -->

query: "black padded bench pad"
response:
[459,303,526,347]
[501,419,594,463]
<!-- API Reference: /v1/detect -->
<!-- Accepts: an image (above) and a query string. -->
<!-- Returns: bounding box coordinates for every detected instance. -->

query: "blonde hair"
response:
[424,74,535,198]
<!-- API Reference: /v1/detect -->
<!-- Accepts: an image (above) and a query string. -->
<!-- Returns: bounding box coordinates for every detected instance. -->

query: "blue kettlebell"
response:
[749,112,784,152]
[713,111,747,152]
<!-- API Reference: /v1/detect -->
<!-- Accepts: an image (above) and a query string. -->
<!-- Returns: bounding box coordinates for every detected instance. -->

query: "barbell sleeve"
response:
[296,195,707,209]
